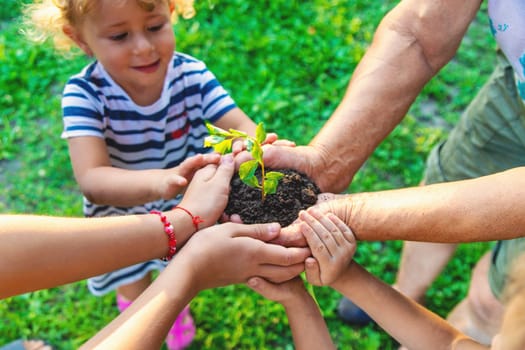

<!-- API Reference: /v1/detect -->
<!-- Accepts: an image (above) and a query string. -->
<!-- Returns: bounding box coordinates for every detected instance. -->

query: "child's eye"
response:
[109,33,128,41]
[148,23,164,32]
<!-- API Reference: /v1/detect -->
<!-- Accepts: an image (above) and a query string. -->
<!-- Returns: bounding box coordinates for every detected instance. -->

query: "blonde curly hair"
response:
[22,0,195,53]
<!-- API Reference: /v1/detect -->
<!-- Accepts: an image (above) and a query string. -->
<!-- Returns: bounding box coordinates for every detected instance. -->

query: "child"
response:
[21,1,277,349]
[248,208,525,350]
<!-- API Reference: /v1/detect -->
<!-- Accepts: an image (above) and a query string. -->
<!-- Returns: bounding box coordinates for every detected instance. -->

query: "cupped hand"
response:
[299,209,357,286]
[182,222,311,291]
[177,154,234,228]
[234,144,344,193]
[159,153,221,200]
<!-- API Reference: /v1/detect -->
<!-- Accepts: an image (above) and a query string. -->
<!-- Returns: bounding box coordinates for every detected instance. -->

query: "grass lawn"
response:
[1,1,495,349]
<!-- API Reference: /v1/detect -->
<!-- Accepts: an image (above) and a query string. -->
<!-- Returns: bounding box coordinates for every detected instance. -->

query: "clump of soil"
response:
[225,168,321,227]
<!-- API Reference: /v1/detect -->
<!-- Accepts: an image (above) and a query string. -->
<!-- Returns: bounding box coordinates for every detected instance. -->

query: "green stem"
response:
[260,160,266,202]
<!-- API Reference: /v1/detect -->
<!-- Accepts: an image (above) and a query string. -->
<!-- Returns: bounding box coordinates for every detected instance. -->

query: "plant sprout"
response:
[204,121,284,201]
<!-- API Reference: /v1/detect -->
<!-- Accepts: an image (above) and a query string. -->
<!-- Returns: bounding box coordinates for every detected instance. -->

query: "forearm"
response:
[81,256,197,349]
[79,166,169,206]
[0,211,195,298]
[309,0,479,193]
[332,262,474,349]
[283,291,336,350]
[346,167,525,242]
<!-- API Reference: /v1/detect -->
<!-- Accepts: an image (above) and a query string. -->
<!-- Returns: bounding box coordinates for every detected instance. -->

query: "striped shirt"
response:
[62,52,236,217]
[61,52,236,295]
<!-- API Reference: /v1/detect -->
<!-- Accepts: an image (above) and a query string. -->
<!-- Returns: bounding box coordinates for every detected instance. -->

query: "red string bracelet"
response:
[173,206,204,231]
[150,210,176,262]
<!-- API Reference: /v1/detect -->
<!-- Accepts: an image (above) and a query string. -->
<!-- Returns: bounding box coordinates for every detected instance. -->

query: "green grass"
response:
[0,1,495,349]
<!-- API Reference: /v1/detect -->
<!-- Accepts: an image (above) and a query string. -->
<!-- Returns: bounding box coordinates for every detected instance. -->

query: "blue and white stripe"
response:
[61,52,236,295]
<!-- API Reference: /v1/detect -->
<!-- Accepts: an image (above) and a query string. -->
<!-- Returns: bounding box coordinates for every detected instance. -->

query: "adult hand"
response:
[179,222,311,292]
[178,154,234,228]
[268,193,353,247]
[234,144,347,193]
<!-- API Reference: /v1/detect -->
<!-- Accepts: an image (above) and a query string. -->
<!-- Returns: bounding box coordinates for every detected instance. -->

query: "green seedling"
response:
[204,121,284,201]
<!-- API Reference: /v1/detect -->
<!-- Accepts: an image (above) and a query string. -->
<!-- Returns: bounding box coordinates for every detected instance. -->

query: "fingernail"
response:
[268,222,280,234]
[247,277,258,287]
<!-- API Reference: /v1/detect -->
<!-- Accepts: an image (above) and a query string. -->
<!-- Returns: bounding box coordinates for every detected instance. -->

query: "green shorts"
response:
[423,50,525,300]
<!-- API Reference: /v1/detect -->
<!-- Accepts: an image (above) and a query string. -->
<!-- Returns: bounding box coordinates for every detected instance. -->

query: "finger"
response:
[228,222,281,241]
[258,263,305,283]
[167,175,188,187]
[328,213,356,248]
[246,276,280,299]
[180,153,220,175]
[231,139,245,154]
[271,139,296,147]
[304,256,322,285]
[306,209,344,253]
[270,224,307,247]
[228,214,244,224]
[214,154,234,180]
[300,220,332,268]
[262,133,278,144]
[190,162,219,181]
[299,210,337,257]
[255,242,311,266]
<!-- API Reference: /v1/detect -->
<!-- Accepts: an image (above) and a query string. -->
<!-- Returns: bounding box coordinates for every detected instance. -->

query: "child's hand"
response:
[177,154,234,228]
[299,208,357,286]
[159,153,221,200]
[247,276,308,305]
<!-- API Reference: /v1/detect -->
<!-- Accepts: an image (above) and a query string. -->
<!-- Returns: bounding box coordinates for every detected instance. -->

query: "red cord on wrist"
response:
[150,210,177,262]
[173,206,204,231]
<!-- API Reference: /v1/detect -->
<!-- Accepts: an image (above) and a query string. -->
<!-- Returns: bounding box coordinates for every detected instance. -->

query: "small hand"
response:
[247,276,308,305]
[178,154,234,228]
[299,209,356,286]
[159,153,221,200]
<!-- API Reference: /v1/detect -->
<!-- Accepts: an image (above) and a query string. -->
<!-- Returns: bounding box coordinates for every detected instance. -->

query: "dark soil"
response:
[225,168,321,227]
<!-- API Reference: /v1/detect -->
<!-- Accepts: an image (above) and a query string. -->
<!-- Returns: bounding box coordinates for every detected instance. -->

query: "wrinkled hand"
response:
[159,153,221,200]
[265,193,352,247]
[234,144,343,192]
[299,209,357,286]
[180,222,311,291]
[178,154,234,228]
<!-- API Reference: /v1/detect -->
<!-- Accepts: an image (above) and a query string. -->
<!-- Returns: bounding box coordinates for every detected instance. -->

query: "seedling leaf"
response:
[255,122,266,144]
[264,178,280,195]
[266,171,284,181]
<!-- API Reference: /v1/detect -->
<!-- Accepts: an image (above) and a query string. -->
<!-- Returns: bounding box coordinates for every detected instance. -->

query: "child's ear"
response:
[62,24,93,56]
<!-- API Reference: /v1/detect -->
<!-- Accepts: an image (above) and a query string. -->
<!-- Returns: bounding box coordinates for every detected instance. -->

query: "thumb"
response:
[167,174,188,187]
[304,257,322,286]
[230,222,281,241]
[216,154,235,178]
[246,277,280,300]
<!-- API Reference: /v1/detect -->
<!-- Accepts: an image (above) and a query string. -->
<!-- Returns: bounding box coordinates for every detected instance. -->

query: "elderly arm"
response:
[261,0,481,193]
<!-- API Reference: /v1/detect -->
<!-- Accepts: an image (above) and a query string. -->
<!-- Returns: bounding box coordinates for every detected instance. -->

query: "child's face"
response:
[71,0,175,104]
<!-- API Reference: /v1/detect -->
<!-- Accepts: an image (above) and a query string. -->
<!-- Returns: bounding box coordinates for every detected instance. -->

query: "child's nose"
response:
[133,34,154,55]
